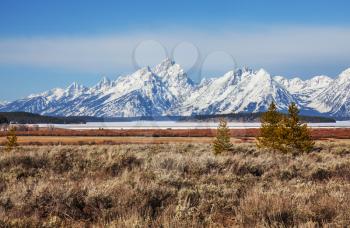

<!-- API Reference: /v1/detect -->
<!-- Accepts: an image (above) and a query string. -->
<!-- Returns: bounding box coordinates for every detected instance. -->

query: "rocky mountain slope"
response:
[1,59,349,118]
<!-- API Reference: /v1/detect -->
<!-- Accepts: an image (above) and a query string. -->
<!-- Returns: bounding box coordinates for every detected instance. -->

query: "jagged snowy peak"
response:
[64,82,89,98]
[274,75,333,94]
[179,69,245,115]
[153,58,195,100]
[274,76,305,93]
[92,76,112,91]
[274,75,334,107]
[338,68,350,82]
[0,62,185,117]
[88,73,174,117]
[93,90,171,117]
[308,75,334,88]
[308,68,350,117]
[28,82,88,101]
[86,60,194,117]
[232,69,296,112]
[0,59,349,118]
[105,67,175,102]
[2,87,67,115]
[0,96,55,114]
[179,68,296,115]
[0,82,90,116]
[76,66,178,117]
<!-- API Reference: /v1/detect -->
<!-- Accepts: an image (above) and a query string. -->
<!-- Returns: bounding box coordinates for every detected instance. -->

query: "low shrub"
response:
[0,143,348,226]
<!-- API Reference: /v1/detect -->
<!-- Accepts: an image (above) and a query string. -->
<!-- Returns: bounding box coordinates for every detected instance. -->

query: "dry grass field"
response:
[0,136,253,145]
[0,143,350,227]
[1,127,350,146]
[1,136,350,146]
[1,127,350,138]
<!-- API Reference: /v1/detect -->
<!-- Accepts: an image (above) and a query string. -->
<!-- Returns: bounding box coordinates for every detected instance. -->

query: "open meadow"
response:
[0,142,350,227]
[1,128,350,146]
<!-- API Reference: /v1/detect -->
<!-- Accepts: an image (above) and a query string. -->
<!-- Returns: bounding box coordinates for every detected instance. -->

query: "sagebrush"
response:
[0,143,349,227]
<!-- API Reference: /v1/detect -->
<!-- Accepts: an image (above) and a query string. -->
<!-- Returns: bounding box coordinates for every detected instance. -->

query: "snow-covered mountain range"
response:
[1,58,350,118]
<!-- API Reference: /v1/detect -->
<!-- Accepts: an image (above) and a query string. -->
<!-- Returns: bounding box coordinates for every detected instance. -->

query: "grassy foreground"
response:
[0,143,350,227]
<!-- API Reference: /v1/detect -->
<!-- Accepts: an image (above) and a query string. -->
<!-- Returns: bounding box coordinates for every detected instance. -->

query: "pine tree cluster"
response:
[257,102,314,155]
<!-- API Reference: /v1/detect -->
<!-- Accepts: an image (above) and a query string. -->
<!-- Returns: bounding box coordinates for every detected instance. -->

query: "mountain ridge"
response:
[1,58,349,118]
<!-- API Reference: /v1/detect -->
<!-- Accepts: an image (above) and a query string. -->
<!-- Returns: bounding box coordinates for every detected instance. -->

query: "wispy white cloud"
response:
[1,26,350,78]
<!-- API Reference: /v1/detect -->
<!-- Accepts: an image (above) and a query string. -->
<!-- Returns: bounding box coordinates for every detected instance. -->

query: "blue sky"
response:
[1,0,350,100]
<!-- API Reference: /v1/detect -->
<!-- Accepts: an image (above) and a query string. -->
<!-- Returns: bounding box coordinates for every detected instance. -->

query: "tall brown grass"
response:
[0,143,349,227]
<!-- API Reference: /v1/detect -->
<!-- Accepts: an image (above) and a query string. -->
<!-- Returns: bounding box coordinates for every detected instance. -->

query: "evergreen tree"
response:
[257,102,314,154]
[213,118,233,155]
[283,102,314,154]
[5,127,18,152]
[257,102,283,151]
